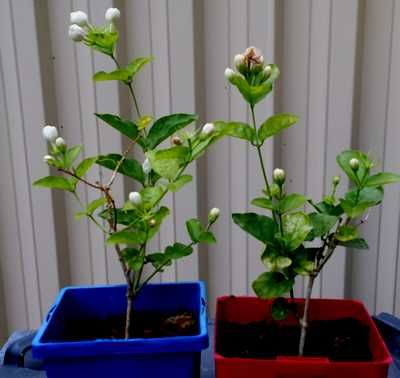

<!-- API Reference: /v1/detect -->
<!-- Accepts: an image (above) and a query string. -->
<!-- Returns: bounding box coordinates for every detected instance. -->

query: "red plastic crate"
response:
[215,297,391,378]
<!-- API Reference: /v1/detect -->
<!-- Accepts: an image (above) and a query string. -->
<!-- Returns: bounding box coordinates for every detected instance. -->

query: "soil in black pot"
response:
[217,317,372,361]
[55,311,197,341]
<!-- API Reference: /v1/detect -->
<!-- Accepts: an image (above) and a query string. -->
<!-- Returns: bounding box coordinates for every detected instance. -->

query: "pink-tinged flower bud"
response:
[69,24,86,42]
[42,125,58,142]
[128,191,142,207]
[70,11,88,27]
[105,8,120,23]
[349,158,360,171]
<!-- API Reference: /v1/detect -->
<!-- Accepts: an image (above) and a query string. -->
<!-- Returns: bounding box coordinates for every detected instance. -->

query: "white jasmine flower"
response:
[142,158,151,175]
[42,125,58,142]
[68,24,86,42]
[201,123,215,137]
[224,67,235,80]
[273,168,286,184]
[55,137,66,148]
[105,8,120,23]
[70,11,88,27]
[208,207,220,223]
[349,158,360,170]
[128,191,142,207]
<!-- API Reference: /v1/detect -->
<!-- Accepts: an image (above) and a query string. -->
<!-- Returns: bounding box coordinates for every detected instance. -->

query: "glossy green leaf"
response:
[338,238,369,250]
[140,186,163,209]
[251,197,274,210]
[64,146,82,169]
[93,69,131,82]
[167,175,192,192]
[147,206,170,240]
[95,113,139,140]
[252,272,294,299]
[215,121,255,143]
[263,256,292,271]
[365,172,400,187]
[146,113,198,149]
[98,208,141,226]
[122,248,144,272]
[281,212,312,251]
[106,230,147,245]
[146,253,172,270]
[258,114,299,144]
[336,150,372,186]
[147,146,189,180]
[33,176,74,192]
[336,225,358,242]
[96,154,144,184]
[308,213,338,238]
[85,27,118,56]
[86,197,107,215]
[75,157,97,178]
[232,212,277,244]
[165,243,193,259]
[126,56,153,77]
[279,193,306,213]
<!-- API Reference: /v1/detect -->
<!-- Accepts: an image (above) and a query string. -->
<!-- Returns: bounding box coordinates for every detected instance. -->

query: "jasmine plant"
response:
[224,46,400,355]
[34,7,226,339]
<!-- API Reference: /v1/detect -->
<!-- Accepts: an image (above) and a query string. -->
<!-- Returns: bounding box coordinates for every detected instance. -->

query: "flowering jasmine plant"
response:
[34,8,225,339]
[224,46,400,355]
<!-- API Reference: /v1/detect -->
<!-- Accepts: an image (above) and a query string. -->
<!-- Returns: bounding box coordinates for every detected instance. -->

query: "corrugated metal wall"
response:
[1,0,400,340]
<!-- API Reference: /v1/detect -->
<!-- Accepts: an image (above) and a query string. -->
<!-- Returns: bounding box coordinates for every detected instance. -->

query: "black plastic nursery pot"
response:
[214,296,391,378]
[32,282,208,378]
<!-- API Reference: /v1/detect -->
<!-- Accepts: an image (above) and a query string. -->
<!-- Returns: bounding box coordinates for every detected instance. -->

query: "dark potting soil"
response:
[54,312,197,341]
[217,317,372,361]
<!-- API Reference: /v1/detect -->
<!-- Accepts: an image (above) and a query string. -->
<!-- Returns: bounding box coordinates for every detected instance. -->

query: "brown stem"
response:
[59,168,102,190]
[299,274,315,356]
[125,286,134,339]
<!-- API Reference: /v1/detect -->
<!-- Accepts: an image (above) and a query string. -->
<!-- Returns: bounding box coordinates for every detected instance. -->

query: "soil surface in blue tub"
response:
[48,311,197,341]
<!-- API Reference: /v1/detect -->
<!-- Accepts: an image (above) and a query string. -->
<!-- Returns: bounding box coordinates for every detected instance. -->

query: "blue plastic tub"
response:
[32,282,208,378]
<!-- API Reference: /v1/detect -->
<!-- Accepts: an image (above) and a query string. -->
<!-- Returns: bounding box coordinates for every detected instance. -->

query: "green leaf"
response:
[93,69,131,82]
[279,193,306,213]
[95,113,139,140]
[33,176,74,192]
[336,150,372,185]
[122,248,144,272]
[147,146,189,180]
[308,213,338,238]
[338,238,369,250]
[232,212,277,244]
[272,298,290,321]
[85,26,118,56]
[258,114,299,144]
[252,272,294,299]
[365,172,400,187]
[96,154,144,184]
[186,219,203,242]
[64,146,82,169]
[140,186,163,209]
[167,175,192,192]
[146,253,172,270]
[106,230,147,245]
[165,242,193,259]
[146,113,198,149]
[263,256,292,271]
[147,206,170,240]
[340,187,383,218]
[126,56,153,77]
[281,212,312,251]
[98,208,141,226]
[314,201,344,216]
[251,197,274,210]
[215,121,255,143]
[87,197,107,215]
[335,225,358,242]
[75,157,97,178]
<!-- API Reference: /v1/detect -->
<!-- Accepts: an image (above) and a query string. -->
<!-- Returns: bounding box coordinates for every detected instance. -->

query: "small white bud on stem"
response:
[349,158,360,171]
[208,207,220,223]
[201,123,215,138]
[105,8,120,23]
[69,24,86,42]
[70,11,88,27]
[224,68,235,80]
[128,191,142,207]
[42,125,58,142]
[273,168,286,184]
[142,158,151,175]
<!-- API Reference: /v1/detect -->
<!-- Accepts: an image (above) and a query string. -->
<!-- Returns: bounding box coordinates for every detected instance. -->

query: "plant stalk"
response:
[125,286,134,339]
[299,274,315,356]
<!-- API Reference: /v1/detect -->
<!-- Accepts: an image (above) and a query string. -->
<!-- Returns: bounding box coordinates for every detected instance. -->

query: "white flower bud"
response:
[55,137,66,148]
[43,155,55,164]
[234,54,245,69]
[128,191,142,207]
[149,218,157,227]
[69,24,86,42]
[273,168,286,184]
[201,123,215,137]
[224,67,235,80]
[70,11,88,27]
[349,158,360,170]
[208,207,220,223]
[105,8,120,23]
[42,125,58,142]
[332,175,341,186]
[142,158,151,175]
[264,65,272,77]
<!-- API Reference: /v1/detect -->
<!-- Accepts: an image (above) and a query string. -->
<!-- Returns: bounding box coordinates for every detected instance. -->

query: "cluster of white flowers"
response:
[69,8,120,42]
[42,125,67,164]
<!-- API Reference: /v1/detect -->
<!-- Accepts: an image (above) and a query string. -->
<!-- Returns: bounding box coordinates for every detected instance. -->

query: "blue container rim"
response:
[32,281,208,359]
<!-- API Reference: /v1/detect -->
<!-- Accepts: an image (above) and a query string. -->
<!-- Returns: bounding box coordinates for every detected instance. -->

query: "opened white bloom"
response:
[70,11,88,27]
[42,125,58,142]
[69,24,86,42]
[273,168,286,184]
[224,67,235,80]
[55,137,66,148]
[105,8,120,23]
[43,155,55,164]
[128,191,142,207]
[201,123,215,137]
[208,207,220,223]
[349,158,360,170]
[142,158,151,175]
